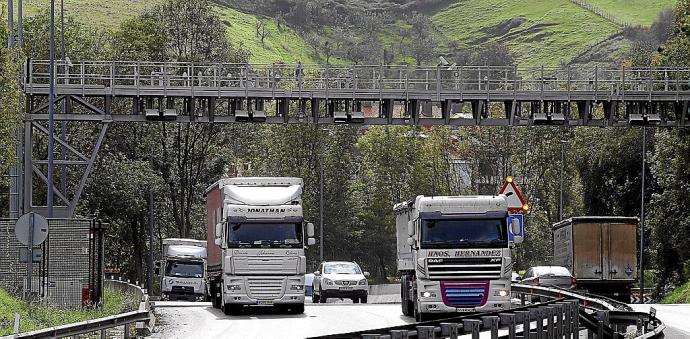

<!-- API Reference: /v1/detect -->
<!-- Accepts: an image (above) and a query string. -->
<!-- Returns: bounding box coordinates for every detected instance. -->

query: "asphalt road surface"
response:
[152,301,690,339]
[628,304,690,339]
[152,301,414,339]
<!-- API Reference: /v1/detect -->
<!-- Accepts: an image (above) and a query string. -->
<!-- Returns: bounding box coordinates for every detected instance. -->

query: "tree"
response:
[255,19,269,47]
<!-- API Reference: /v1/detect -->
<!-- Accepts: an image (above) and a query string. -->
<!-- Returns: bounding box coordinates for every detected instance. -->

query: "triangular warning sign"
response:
[498,177,528,212]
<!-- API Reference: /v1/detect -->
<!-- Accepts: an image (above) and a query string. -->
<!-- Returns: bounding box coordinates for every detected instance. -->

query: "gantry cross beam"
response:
[23,60,690,127]
[14,60,690,218]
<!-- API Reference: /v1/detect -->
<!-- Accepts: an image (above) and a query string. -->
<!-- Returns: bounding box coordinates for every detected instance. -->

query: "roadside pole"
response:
[639,127,646,304]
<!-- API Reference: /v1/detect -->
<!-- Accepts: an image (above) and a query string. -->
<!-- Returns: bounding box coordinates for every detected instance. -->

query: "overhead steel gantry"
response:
[16,60,690,217]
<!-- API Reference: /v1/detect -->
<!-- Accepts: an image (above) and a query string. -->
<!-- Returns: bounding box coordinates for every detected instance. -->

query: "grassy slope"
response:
[662,280,690,304]
[586,0,676,26]
[0,288,134,335]
[14,1,319,64]
[433,0,621,66]
[216,7,319,64]
[13,0,154,30]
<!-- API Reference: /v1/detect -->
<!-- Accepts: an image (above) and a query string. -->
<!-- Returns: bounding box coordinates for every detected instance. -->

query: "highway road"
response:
[152,300,690,339]
[151,301,414,339]
[628,304,690,339]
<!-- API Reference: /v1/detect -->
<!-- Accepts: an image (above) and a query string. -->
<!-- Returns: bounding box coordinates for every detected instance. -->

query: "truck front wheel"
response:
[288,303,305,314]
[222,303,241,316]
[401,275,413,316]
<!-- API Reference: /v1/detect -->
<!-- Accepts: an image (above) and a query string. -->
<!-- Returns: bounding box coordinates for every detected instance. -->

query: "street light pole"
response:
[319,148,324,264]
[639,127,646,304]
[559,139,565,221]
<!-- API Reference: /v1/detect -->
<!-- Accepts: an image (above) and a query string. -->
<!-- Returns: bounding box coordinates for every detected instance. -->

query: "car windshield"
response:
[227,222,302,248]
[535,267,572,276]
[421,218,508,249]
[165,261,203,278]
[324,263,362,274]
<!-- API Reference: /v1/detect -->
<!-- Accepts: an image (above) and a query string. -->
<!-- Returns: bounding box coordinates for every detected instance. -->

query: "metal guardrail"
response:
[24,60,690,96]
[309,284,665,339]
[5,280,154,339]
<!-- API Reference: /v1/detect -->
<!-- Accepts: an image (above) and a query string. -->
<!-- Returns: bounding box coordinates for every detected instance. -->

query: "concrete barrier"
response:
[368,284,401,304]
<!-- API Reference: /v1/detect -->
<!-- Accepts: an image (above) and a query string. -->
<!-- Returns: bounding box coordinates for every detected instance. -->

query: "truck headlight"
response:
[421,291,436,298]
[291,285,304,291]
[324,278,334,286]
[358,279,367,285]
[494,290,508,297]
[227,284,242,291]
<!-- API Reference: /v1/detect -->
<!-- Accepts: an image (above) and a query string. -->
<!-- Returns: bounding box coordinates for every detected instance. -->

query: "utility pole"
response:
[147,143,155,294]
[17,0,22,46]
[639,127,646,304]
[559,139,565,221]
[319,147,324,264]
[319,128,329,264]
[47,0,56,218]
[7,0,13,48]
[60,0,67,198]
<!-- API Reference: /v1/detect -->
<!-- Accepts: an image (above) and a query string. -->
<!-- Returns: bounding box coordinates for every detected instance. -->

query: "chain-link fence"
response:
[0,218,105,309]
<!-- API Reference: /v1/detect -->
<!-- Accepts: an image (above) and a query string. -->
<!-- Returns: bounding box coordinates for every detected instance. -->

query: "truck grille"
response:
[427,257,502,280]
[171,286,194,295]
[247,277,285,300]
[441,281,489,307]
[234,257,299,275]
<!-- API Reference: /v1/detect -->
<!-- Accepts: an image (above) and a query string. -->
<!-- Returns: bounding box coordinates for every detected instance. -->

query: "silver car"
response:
[521,266,576,289]
[312,261,369,303]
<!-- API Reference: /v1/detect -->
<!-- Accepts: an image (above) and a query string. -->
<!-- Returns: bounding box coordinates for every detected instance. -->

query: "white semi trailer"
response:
[205,177,315,315]
[395,195,522,321]
[161,238,207,301]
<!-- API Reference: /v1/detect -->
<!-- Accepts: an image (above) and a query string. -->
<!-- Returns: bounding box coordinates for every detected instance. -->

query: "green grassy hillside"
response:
[587,0,676,26]
[11,0,673,66]
[217,7,320,64]
[433,0,621,66]
[13,0,320,64]
[13,0,153,29]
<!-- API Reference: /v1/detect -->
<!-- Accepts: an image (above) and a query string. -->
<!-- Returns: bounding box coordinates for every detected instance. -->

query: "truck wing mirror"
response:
[307,238,316,246]
[407,220,415,237]
[306,222,315,237]
[215,222,223,240]
[214,238,222,246]
[406,237,415,247]
[314,271,321,276]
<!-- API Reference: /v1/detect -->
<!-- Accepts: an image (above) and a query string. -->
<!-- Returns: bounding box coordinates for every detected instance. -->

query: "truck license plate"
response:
[257,300,274,306]
[339,286,353,291]
[456,308,474,312]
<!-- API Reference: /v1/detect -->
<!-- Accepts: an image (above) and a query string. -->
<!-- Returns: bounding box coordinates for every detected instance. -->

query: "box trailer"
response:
[553,216,638,301]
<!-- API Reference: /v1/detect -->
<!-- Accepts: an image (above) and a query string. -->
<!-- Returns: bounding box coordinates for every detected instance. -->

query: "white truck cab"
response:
[161,238,207,301]
[395,195,522,321]
[205,177,315,315]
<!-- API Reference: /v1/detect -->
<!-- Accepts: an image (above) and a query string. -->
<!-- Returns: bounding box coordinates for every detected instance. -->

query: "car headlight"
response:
[324,278,334,285]
[358,279,367,285]
[291,285,304,291]
[494,289,509,297]
[227,284,242,291]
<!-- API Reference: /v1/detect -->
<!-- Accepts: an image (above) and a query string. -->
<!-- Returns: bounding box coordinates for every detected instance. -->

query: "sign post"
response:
[499,177,528,242]
[15,212,49,299]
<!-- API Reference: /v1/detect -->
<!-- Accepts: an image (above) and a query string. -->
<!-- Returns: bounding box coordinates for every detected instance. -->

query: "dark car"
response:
[521,266,576,289]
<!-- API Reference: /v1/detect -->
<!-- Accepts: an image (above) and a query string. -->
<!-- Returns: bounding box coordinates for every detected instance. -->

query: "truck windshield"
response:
[165,261,204,278]
[420,218,508,249]
[228,222,302,248]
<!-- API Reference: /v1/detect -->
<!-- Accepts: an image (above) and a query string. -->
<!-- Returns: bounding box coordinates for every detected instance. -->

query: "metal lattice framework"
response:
[15,60,690,217]
[23,60,690,126]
